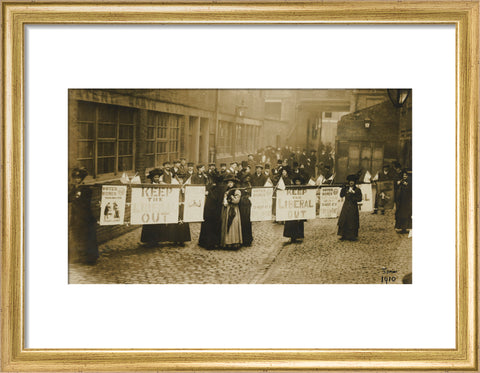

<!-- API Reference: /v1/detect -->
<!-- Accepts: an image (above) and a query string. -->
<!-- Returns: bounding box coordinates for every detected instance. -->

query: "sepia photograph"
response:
[68,89,412,284]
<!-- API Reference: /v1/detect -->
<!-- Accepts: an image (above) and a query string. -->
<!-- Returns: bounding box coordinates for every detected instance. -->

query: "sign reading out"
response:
[318,187,343,218]
[183,185,206,222]
[250,187,273,221]
[275,188,316,221]
[130,186,180,224]
[99,185,127,225]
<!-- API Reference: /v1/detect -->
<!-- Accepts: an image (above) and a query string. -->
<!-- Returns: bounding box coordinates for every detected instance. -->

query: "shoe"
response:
[381,211,385,215]
[372,211,378,215]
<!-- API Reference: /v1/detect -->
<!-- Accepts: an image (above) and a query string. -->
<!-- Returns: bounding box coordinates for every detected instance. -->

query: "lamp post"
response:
[387,89,410,107]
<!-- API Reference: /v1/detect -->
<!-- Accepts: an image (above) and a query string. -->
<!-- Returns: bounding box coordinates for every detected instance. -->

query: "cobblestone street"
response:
[69,210,411,284]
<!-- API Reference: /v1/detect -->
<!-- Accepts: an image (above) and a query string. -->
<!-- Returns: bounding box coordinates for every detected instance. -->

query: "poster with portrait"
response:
[99,185,127,225]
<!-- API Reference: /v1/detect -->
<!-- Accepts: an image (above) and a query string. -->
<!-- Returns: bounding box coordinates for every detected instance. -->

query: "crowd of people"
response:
[68,145,411,265]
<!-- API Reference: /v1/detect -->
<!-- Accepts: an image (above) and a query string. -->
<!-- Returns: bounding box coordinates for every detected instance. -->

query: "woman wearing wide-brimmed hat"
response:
[68,167,99,264]
[337,174,363,241]
[220,175,243,249]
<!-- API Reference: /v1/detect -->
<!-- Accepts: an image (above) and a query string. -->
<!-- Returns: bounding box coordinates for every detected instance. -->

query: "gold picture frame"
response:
[2,1,478,371]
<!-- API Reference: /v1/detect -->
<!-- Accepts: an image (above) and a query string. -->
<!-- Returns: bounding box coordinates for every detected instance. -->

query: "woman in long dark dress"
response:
[283,177,306,244]
[68,167,99,264]
[140,169,164,246]
[395,170,412,233]
[337,174,363,241]
[198,176,223,249]
[239,174,253,247]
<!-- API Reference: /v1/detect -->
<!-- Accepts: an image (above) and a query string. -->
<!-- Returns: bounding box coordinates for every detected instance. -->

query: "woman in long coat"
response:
[239,174,253,247]
[395,170,412,233]
[220,176,243,249]
[337,174,363,241]
[140,169,164,246]
[283,177,306,243]
[68,167,99,264]
[198,175,223,249]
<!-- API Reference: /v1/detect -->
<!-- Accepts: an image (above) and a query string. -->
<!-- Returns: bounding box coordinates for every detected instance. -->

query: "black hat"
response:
[394,161,402,169]
[196,164,204,170]
[293,162,299,167]
[220,163,227,167]
[187,162,194,167]
[208,163,216,167]
[163,161,170,166]
[241,160,248,167]
[310,149,317,153]
[173,159,181,164]
[71,167,88,180]
[346,174,358,182]
[265,163,270,169]
[147,168,163,179]
[255,164,264,169]
[180,157,186,161]
[383,164,390,168]
[277,159,283,164]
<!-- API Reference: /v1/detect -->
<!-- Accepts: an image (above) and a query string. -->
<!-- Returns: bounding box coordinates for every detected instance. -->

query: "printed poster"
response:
[183,185,206,222]
[276,188,316,221]
[130,186,180,224]
[318,187,343,218]
[99,185,127,225]
[250,187,273,221]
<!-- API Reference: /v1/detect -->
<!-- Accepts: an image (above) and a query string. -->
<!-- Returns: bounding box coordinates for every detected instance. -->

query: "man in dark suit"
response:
[251,165,267,186]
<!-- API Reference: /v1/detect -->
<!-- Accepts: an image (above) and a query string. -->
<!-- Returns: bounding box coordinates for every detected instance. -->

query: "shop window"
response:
[75,101,135,178]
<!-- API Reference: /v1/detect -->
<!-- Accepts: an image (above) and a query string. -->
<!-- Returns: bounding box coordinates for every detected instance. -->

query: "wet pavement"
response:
[69,210,411,284]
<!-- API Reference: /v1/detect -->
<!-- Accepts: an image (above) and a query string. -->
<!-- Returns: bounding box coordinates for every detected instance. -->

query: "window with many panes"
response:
[145,111,181,167]
[75,101,135,178]
[218,121,233,154]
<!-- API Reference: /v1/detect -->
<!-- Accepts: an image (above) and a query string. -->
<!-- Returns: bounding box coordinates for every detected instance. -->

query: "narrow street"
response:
[69,210,411,284]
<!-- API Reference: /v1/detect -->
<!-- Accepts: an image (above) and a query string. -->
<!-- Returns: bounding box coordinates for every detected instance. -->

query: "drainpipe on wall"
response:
[214,89,219,163]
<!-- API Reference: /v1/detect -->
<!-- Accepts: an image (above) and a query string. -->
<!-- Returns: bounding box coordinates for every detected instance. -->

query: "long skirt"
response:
[220,205,242,246]
[239,197,253,246]
[283,220,305,240]
[337,203,360,240]
[69,216,99,264]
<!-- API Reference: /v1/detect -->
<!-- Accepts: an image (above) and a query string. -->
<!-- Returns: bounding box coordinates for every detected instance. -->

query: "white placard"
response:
[130,186,180,224]
[358,184,374,213]
[276,188,316,221]
[318,187,343,218]
[250,187,273,221]
[99,185,127,225]
[183,185,205,222]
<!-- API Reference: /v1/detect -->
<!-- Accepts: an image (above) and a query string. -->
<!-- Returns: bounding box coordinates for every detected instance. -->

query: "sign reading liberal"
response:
[99,185,127,225]
[183,185,206,222]
[318,187,343,218]
[130,186,180,225]
[358,184,374,212]
[275,188,316,221]
[250,187,273,221]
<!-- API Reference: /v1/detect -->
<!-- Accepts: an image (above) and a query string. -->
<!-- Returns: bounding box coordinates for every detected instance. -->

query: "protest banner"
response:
[318,187,343,218]
[375,180,395,209]
[183,185,206,222]
[250,187,273,221]
[358,183,374,212]
[99,185,127,225]
[276,188,316,221]
[130,186,180,224]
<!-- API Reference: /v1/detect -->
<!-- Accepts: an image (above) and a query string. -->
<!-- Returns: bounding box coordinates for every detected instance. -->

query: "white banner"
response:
[318,187,343,218]
[358,184,374,212]
[276,188,316,221]
[250,187,273,221]
[99,185,127,225]
[183,185,205,222]
[130,186,180,225]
